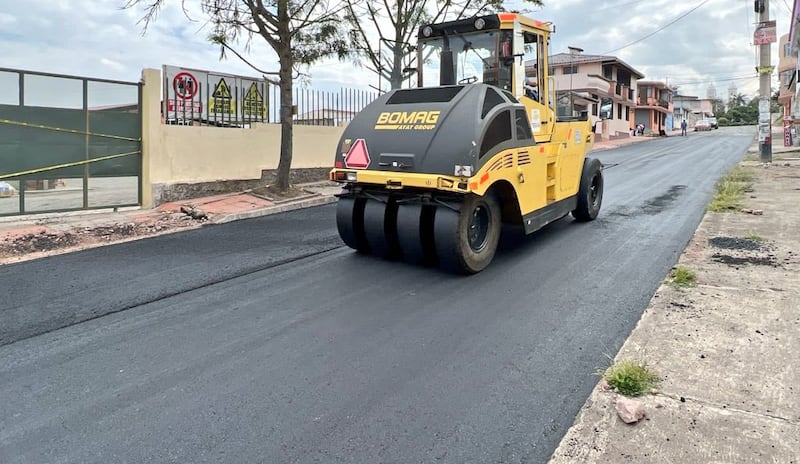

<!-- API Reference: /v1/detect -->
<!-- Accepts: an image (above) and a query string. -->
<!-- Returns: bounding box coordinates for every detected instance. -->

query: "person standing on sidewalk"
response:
[681,119,688,136]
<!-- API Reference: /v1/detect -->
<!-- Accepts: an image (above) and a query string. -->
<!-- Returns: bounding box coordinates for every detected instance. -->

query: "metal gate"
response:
[0,67,142,217]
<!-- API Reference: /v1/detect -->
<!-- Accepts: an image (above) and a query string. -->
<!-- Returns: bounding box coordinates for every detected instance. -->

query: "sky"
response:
[0,0,794,105]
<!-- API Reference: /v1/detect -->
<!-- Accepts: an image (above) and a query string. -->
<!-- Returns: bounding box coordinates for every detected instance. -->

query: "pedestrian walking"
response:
[681,119,687,136]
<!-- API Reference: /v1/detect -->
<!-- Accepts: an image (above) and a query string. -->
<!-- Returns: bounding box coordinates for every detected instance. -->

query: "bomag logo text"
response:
[375,111,441,130]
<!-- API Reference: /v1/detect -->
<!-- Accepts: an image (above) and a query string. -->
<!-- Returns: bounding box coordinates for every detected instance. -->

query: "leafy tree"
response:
[711,98,725,117]
[345,0,544,91]
[124,0,353,192]
[730,92,747,108]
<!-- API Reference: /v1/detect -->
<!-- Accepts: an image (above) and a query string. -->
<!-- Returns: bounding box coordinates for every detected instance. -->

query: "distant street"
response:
[0,127,755,464]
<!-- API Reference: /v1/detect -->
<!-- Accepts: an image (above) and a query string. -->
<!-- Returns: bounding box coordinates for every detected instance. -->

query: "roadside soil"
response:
[0,211,205,265]
[0,179,329,266]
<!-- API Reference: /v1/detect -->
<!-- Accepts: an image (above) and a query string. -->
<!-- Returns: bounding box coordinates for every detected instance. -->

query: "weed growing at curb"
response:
[708,166,754,212]
[669,266,696,288]
[601,360,660,397]
[744,232,764,242]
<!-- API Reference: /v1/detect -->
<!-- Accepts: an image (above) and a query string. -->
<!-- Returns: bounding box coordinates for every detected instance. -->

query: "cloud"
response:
[0,0,793,102]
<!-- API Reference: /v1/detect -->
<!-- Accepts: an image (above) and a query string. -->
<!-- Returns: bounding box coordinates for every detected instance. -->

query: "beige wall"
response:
[140,68,345,207]
[153,123,343,184]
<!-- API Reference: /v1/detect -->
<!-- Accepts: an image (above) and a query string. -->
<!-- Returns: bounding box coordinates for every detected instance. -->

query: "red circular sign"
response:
[173,72,199,100]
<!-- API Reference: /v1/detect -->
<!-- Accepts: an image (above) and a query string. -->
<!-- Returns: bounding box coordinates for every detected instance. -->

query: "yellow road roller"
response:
[330,12,603,274]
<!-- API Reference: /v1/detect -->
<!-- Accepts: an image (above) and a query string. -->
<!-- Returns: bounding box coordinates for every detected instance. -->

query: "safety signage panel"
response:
[163,65,269,124]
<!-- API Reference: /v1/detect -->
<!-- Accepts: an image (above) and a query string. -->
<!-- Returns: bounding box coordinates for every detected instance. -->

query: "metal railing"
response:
[273,86,378,126]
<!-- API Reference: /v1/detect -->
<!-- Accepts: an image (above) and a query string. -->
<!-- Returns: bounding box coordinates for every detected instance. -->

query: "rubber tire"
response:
[572,158,604,222]
[362,198,401,259]
[434,193,501,274]
[336,197,369,253]
[396,203,436,265]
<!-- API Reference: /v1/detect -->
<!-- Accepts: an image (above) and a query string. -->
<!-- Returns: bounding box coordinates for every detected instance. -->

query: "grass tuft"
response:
[708,166,754,212]
[744,232,764,242]
[669,265,696,288]
[601,360,660,397]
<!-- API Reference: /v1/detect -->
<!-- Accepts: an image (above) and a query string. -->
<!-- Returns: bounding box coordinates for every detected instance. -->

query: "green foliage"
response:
[669,266,696,288]
[708,166,754,212]
[602,360,659,397]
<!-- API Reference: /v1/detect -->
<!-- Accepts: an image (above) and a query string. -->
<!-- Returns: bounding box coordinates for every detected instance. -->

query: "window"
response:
[784,42,792,58]
[617,104,622,120]
[563,65,578,74]
[600,96,613,119]
[602,64,613,80]
[625,106,630,121]
[522,32,541,102]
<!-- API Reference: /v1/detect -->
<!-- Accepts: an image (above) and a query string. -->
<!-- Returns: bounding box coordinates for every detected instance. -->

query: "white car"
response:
[694,120,711,132]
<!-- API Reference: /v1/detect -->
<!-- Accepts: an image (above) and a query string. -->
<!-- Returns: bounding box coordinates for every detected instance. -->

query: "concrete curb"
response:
[211,194,337,224]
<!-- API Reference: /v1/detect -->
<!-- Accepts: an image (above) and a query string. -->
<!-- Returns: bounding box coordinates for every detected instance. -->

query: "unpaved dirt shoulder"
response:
[0,212,204,266]
[549,157,800,463]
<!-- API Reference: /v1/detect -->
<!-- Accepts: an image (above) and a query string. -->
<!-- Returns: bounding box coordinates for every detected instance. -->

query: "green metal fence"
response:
[0,67,142,216]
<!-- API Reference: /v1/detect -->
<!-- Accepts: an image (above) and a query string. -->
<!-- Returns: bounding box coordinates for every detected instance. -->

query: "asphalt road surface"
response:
[0,127,754,463]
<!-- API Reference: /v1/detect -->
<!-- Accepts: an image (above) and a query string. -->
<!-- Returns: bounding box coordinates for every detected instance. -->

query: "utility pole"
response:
[756,0,773,162]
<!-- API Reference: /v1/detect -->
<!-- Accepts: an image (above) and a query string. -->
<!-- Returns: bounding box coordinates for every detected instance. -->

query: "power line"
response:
[595,1,640,11]
[669,75,757,85]
[601,0,712,54]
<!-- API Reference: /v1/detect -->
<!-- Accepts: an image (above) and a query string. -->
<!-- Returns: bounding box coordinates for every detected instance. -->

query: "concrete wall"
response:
[140,68,345,207]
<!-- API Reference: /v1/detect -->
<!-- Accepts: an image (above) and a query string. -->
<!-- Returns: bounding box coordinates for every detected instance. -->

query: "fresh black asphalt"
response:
[0,127,755,463]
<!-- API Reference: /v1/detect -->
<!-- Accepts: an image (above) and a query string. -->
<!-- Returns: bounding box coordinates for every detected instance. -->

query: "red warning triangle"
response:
[344,138,370,169]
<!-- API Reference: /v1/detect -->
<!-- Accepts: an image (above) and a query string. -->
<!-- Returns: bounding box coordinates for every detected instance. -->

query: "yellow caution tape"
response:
[0,119,141,142]
[0,151,141,180]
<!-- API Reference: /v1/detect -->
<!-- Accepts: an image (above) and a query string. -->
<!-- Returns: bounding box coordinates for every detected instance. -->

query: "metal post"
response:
[758,0,773,162]
[83,79,89,209]
[18,72,24,214]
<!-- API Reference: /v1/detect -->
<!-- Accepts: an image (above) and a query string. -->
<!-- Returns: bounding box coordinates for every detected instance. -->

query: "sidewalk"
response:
[549,141,800,463]
[0,181,342,265]
[0,135,661,265]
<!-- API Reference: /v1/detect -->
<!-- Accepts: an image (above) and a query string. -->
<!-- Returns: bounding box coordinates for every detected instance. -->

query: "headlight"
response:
[346,172,357,182]
[474,18,485,30]
[423,26,433,37]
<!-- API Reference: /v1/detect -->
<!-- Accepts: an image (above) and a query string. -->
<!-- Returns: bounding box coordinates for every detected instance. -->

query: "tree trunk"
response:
[275,5,293,192]
[389,41,404,90]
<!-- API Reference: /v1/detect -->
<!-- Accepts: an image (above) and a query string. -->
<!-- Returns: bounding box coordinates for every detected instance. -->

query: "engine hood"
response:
[336,84,527,177]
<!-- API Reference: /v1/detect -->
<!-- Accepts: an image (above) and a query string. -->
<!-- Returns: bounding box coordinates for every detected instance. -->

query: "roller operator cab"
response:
[330,12,604,274]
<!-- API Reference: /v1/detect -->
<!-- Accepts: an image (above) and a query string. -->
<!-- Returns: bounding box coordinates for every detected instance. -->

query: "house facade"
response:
[634,81,674,135]
[778,32,797,145]
[545,49,644,140]
[672,95,714,128]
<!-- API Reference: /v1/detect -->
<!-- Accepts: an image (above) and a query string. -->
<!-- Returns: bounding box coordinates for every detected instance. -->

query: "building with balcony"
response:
[634,81,674,135]
[784,1,800,146]
[778,33,797,124]
[544,49,644,141]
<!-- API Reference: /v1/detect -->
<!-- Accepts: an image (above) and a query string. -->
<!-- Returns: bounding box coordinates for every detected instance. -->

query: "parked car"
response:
[694,119,711,131]
[707,117,718,129]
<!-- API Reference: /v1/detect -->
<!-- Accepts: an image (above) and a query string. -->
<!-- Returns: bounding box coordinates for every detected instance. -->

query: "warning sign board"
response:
[173,72,199,100]
[243,82,265,117]
[163,65,268,123]
[209,77,235,115]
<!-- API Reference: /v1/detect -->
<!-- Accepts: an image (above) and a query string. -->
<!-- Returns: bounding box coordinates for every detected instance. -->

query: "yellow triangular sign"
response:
[244,83,262,103]
[212,78,232,99]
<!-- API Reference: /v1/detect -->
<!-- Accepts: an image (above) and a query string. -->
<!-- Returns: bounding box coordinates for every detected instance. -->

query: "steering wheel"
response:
[458,76,478,84]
